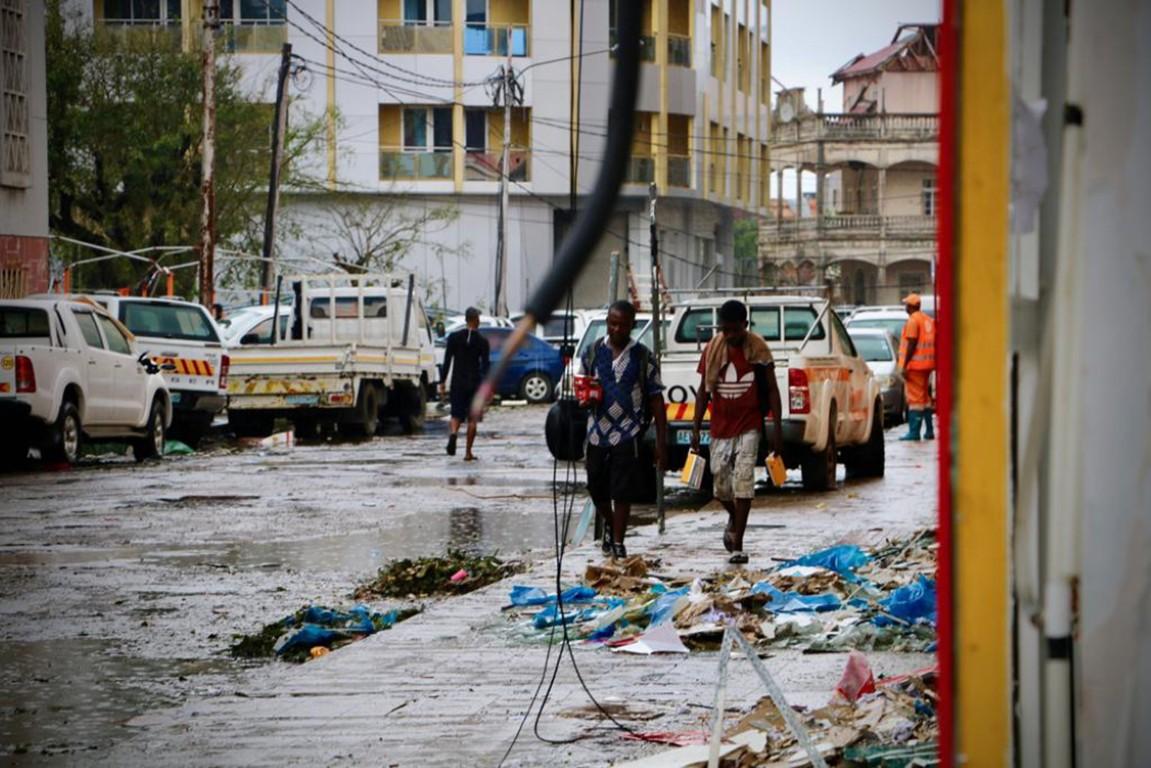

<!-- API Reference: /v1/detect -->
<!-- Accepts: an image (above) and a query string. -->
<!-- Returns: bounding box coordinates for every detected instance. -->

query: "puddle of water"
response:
[0,638,239,758]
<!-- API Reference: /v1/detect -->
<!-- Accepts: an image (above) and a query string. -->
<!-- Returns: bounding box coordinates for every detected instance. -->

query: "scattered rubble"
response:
[230,604,420,663]
[502,531,938,654]
[356,550,525,599]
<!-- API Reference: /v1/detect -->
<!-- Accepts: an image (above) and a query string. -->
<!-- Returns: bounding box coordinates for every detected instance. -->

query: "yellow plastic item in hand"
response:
[765,452,787,487]
[680,450,707,490]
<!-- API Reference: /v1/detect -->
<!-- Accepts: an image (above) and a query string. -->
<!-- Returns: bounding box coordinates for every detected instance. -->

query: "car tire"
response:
[349,383,380,437]
[520,371,553,404]
[801,404,837,491]
[846,401,885,478]
[45,401,82,465]
[134,399,166,462]
[396,380,427,434]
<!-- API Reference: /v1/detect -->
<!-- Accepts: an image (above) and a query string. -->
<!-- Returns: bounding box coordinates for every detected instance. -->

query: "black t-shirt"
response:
[442,328,490,390]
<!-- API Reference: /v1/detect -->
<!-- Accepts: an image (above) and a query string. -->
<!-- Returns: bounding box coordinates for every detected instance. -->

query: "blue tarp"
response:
[509,584,598,607]
[275,605,401,656]
[784,544,871,577]
[645,586,690,625]
[874,575,937,626]
[751,581,843,613]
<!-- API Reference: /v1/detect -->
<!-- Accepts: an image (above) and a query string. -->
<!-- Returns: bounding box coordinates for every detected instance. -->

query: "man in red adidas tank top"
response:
[690,300,783,564]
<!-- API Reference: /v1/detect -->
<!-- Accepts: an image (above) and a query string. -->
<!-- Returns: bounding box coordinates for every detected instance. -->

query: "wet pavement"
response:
[0,405,937,764]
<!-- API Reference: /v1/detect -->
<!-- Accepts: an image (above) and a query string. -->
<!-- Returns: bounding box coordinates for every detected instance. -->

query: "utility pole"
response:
[198,0,219,308]
[608,250,620,303]
[649,183,665,534]
[493,51,515,318]
[260,43,293,300]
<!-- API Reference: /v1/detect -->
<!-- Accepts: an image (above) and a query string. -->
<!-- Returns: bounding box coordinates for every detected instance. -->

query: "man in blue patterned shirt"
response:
[580,301,667,558]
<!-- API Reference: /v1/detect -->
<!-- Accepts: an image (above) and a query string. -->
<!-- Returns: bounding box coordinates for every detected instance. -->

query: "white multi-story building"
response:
[81,0,772,311]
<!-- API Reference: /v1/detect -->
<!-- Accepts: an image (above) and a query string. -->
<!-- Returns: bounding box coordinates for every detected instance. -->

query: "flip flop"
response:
[728,552,749,565]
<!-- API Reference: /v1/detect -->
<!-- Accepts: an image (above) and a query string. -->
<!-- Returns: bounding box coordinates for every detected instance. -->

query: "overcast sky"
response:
[771,0,942,112]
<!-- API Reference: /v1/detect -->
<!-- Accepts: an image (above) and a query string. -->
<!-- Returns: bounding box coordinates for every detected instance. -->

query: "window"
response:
[466,0,485,23]
[748,307,780,339]
[241,315,289,344]
[235,0,285,22]
[675,308,715,344]
[96,315,133,355]
[73,311,105,349]
[0,0,29,188]
[850,335,894,362]
[783,306,826,341]
[102,0,181,22]
[120,301,219,342]
[0,307,48,338]
[922,178,937,217]
[831,313,857,357]
[404,0,451,24]
[465,109,486,150]
[403,108,452,152]
[308,297,388,319]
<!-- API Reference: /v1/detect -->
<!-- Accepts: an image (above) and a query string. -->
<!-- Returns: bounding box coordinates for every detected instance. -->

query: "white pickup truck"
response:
[660,294,885,490]
[225,273,439,438]
[1,297,172,465]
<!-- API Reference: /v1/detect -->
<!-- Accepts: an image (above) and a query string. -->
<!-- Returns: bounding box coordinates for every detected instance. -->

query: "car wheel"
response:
[134,399,166,462]
[801,404,837,491]
[397,381,427,434]
[348,383,380,437]
[45,401,82,465]
[520,372,553,404]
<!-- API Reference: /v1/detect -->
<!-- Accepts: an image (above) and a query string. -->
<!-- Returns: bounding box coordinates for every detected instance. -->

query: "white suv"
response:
[1,298,172,465]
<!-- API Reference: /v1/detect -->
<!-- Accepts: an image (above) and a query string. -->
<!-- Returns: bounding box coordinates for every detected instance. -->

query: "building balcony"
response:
[771,113,939,145]
[378,20,454,54]
[464,150,530,182]
[625,155,692,188]
[380,149,453,180]
[221,22,288,54]
[761,214,937,244]
[95,19,183,47]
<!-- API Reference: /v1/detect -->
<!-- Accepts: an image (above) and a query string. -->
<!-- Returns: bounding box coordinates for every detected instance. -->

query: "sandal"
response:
[611,542,628,559]
[728,552,749,565]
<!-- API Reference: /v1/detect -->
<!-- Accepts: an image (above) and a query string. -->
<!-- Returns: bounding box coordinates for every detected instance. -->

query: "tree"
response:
[46,1,324,294]
[733,218,761,286]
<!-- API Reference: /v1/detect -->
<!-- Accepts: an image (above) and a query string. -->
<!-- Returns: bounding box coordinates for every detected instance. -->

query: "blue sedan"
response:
[481,327,564,403]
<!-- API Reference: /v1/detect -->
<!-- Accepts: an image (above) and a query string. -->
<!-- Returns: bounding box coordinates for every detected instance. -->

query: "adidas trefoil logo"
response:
[715,363,753,399]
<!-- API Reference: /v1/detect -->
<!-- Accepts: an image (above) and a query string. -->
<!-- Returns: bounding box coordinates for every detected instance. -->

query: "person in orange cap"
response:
[898,293,936,440]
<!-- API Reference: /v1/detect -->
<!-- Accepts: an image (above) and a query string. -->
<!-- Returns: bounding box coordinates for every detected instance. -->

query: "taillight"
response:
[788,367,809,414]
[218,354,230,391]
[15,356,35,393]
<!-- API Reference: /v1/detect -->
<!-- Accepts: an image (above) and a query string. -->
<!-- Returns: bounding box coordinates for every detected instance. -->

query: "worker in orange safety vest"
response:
[897,293,936,441]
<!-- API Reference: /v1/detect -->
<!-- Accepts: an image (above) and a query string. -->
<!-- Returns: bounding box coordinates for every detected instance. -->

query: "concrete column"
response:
[452,0,465,192]
[655,0,669,192]
[775,166,783,227]
[794,166,803,218]
[877,166,887,265]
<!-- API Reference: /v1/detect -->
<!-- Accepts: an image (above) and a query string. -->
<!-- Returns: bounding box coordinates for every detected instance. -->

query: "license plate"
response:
[286,394,320,405]
[675,430,710,445]
[169,392,182,404]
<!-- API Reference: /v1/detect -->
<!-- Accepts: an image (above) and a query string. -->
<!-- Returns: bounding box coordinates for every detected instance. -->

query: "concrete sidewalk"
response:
[105,439,937,767]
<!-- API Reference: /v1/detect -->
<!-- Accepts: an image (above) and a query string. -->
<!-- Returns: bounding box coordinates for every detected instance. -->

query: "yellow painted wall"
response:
[954,0,1012,763]
[759,41,769,103]
[490,0,529,26]
[737,24,750,93]
[710,6,723,77]
[709,121,721,194]
[631,112,654,156]
[487,108,532,149]
[378,0,401,20]
[379,105,402,147]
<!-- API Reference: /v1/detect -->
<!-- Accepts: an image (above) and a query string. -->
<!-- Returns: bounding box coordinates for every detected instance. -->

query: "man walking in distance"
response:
[691,300,783,565]
[440,308,490,461]
[897,293,937,441]
[579,301,667,559]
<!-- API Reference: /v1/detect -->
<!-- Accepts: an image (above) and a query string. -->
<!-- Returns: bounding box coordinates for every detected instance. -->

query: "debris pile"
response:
[230,604,420,663]
[503,531,937,654]
[356,550,524,599]
[726,659,939,767]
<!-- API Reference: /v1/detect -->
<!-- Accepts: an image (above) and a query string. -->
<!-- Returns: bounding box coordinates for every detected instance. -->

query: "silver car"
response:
[847,327,905,426]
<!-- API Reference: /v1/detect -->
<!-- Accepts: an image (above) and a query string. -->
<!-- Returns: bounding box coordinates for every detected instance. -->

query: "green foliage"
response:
[355,551,524,599]
[733,218,760,285]
[46,1,324,294]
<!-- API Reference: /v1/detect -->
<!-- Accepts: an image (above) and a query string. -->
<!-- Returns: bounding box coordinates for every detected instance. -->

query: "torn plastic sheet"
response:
[783,544,871,579]
[874,575,937,627]
[750,581,842,613]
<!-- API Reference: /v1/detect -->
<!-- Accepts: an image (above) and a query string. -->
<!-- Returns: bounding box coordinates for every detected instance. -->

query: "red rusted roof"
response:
[831,24,939,83]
